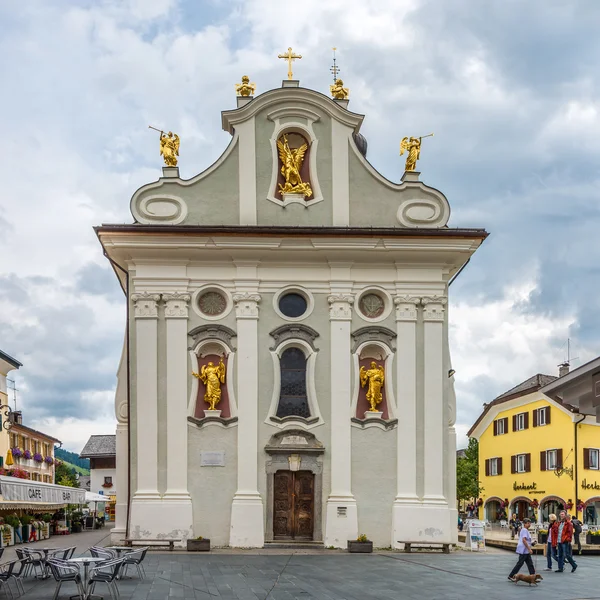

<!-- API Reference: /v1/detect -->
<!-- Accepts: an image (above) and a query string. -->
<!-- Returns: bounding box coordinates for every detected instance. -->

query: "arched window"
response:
[276,348,310,418]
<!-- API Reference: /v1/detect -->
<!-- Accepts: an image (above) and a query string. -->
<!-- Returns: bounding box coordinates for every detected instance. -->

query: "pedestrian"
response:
[508,518,536,581]
[555,510,578,573]
[509,514,519,540]
[544,513,559,571]
[571,515,583,555]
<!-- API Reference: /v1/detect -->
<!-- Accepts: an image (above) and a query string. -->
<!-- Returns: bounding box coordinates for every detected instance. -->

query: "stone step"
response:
[264,541,325,550]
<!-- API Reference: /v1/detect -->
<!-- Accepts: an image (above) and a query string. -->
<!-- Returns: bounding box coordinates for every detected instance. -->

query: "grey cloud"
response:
[75,262,124,301]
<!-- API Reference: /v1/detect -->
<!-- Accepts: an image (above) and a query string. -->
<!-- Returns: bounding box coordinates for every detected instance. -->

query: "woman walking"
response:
[544,514,559,571]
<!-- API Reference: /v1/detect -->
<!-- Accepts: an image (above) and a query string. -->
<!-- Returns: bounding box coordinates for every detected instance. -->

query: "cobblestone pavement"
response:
[11,545,599,600]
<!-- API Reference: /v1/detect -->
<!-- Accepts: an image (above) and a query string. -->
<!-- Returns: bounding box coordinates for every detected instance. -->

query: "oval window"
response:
[278,293,308,319]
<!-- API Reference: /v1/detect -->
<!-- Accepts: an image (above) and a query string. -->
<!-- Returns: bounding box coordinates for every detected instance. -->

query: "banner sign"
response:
[0,476,86,504]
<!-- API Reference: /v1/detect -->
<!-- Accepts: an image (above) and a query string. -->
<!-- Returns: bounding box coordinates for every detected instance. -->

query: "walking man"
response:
[508,518,536,581]
[571,515,583,554]
[556,511,578,573]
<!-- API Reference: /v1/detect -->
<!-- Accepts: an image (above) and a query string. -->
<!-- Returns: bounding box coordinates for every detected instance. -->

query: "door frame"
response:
[265,452,323,542]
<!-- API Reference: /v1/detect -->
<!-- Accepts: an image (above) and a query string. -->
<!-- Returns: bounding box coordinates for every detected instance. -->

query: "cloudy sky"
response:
[1,0,599,452]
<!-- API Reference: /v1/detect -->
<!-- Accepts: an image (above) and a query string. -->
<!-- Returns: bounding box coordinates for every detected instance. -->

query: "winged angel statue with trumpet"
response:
[277,134,313,198]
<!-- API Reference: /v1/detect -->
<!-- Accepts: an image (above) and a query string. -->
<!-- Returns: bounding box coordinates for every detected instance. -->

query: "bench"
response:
[124,538,181,551]
[398,541,451,554]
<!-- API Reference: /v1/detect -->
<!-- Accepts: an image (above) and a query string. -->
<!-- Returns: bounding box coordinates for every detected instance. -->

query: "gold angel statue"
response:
[277,134,312,197]
[360,361,385,412]
[192,358,226,411]
[400,133,433,172]
[235,75,256,97]
[160,131,180,167]
[330,79,349,100]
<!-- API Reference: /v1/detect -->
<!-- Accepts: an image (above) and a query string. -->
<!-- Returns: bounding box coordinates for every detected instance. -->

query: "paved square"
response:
[14,547,598,600]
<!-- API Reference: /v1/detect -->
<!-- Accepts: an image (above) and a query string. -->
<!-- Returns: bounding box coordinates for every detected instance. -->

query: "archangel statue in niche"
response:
[359,361,385,412]
[192,358,226,410]
[277,133,313,198]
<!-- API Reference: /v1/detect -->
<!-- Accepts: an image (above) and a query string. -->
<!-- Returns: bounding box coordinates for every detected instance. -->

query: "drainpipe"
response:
[574,412,586,519]
[103,250,131,540]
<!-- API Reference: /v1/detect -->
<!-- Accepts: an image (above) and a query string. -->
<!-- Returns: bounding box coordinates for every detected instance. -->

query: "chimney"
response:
[559,362,570,378]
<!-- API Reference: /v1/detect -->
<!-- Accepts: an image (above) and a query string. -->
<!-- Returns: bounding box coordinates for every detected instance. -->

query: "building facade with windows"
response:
[80,435,116,521]
[0,350,22,465]
[469,373,600,525]
[97,77,487,548]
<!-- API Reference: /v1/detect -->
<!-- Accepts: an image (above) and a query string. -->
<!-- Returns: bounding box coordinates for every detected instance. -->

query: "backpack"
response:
[573,519,582,534]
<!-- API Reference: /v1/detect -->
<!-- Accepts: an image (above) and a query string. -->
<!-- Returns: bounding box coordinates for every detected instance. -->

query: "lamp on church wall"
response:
[288,454,302,472]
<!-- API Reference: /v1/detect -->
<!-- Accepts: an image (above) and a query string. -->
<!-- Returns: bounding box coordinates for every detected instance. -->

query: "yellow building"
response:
[0,350,22,466]
[469,372,600,525]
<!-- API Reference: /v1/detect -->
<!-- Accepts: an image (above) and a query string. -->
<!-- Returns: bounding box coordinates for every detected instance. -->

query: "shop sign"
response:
[581,479,600,490]
[0,476,86,504]
[513,482,537,491]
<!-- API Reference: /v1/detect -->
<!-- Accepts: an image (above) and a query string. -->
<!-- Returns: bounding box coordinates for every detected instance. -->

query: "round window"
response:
[359,293,385,319]
[198,291,227,316]
[278,293,308,318]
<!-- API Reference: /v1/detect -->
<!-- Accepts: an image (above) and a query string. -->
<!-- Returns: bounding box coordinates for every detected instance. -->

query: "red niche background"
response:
[194,354,231,418]
[355,357,389,419]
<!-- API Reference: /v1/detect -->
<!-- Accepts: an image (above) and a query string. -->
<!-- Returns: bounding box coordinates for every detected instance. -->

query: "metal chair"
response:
[88,558,124,600]
[21,549,45,579]
[0,560,21,599]
[90,547,117,560]
[46,559,85,600]
[121,547,148,579]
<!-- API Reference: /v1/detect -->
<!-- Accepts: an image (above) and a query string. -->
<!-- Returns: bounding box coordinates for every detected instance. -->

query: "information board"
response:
[466,519,486,551]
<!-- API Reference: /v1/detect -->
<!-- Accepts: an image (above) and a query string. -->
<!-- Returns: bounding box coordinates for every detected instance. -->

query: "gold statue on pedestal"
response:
[360,361,385,412]
[235,75,256,97]
[400,133,434,172]
[149,126,180,167]
[277,134,312,197]
[330,79,349,100]
[192,358,226,411]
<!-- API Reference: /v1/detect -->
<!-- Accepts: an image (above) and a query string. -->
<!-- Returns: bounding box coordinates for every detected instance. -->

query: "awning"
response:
[0,501,68,511]
[0,476,86,505]
[85,492,107,502]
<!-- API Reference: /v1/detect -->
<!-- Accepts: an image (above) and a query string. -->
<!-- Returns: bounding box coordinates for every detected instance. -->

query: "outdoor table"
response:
[104,546,134,556]
[67,557,106,600]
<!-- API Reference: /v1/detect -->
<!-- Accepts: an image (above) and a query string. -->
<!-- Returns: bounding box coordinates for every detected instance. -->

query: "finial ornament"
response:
[149,126,180,167]
[330,47,340,82]
[235,75,256,97]
[330,78,349,99]
[277,134,312,198]
[400,133,434,172]
[278,47,302,80]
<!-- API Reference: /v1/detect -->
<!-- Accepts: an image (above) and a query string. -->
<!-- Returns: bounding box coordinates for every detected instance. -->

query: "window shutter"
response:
[498,457,503,475]
[485,459,490,476]
[493,420,498,436]
[525,453,531,472]
[511,455,516,474]
[524,412,529,429]
[540,451,547,471]
[584,449,590,469]
[512,415,517,432]
[503,417,509,432]
[533,409,538,427]
[546,406,551,424]
[557,448,563,469]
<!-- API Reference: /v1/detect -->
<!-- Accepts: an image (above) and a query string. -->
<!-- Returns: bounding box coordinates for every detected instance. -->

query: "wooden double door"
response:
[273,470,314,540]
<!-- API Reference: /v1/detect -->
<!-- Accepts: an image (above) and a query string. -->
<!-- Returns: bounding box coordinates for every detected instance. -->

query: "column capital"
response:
[394,295,420,321]
[233,292,261,319]
[131,292,161,318]
[327,294,354,320]
[421,295,447,321]
[162,292,191,318]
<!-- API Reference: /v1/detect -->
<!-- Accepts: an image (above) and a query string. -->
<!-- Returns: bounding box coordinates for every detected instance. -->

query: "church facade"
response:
[97,78,487,548]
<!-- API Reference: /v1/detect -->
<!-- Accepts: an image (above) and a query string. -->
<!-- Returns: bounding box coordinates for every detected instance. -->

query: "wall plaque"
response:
[281,435,308,445]
[200,451,225,467]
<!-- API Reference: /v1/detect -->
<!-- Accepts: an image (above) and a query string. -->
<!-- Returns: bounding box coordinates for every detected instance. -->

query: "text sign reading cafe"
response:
[0,476,86,505]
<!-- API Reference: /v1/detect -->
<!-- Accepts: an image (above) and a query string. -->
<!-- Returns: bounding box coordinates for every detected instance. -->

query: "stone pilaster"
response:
[162,292,193,545]
[230,291,264,547]
[325,293,358,548]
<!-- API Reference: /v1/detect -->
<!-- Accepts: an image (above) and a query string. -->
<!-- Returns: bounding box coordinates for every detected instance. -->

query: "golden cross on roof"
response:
[278,47,302,80]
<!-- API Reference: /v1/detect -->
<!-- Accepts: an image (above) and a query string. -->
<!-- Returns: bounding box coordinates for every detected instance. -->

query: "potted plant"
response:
[20,515,32,542]
[537,529,548,544]
[5,516,21,544]
[587,531,600,545]
[348,533,373,553]
[187,536,210,551]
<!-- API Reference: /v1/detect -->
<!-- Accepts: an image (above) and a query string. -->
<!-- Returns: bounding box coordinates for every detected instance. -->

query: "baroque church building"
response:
[97,74,487,549]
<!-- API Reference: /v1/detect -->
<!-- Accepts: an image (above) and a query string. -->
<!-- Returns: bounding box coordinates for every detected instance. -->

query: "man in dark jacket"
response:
[571,516,583,554]
[556,511,578,573]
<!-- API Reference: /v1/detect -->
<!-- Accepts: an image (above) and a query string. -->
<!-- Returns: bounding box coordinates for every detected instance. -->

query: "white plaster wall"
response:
[188,425,237,546]
[90,468,116,496]
[352,427,396,547]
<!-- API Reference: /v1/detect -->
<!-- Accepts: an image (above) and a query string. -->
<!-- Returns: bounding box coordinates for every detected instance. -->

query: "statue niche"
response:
[356,349,389,420]
[192,353,231,418]
[276,132,313,200]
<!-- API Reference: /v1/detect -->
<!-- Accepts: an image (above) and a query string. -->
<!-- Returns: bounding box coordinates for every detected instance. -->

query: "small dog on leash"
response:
[513,573,543,586]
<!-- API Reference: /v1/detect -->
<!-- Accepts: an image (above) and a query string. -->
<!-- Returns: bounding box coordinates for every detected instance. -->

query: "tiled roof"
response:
[467,373,566,438]
[79,435,116,458]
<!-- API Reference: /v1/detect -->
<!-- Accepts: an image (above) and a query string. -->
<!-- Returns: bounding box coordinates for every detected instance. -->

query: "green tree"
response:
[55,461,78,487]
[456,437,483,502]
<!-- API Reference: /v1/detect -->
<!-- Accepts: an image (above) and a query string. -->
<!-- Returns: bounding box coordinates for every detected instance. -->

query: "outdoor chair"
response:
[0,549,4,561]
[48,547,77,561]
[121,547,148,579]
[88,558,124,600]
[9,558,27,596]
[47,559,85,600]
[21,549,45,579]
[90,547,117,560]
[500,520,507,529]
[0,559,25,599]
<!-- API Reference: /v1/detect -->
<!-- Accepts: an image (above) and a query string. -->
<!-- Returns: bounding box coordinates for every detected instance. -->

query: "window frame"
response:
[497,419,505,435]
[590,449,599,470]
[276,347,311,419]
[517,454,527,473]
[538,407,547,426]
[490,457,498,476]
[546,449,557,470]
[516,413,525,431]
